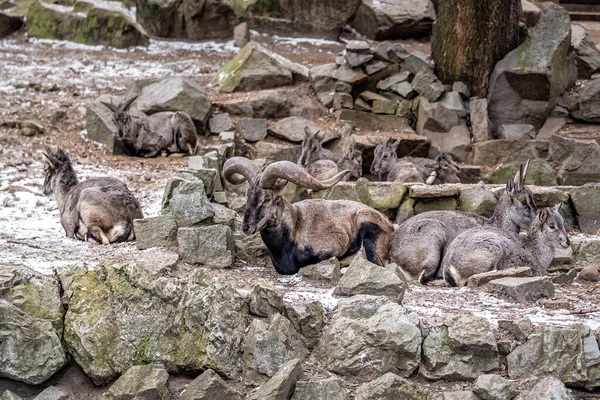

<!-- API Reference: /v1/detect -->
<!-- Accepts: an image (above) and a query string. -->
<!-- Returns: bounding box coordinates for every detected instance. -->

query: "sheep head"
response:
[370,137,399,176]
[223,157,349,235]
[100,95,138,139]
[41,142,73,196]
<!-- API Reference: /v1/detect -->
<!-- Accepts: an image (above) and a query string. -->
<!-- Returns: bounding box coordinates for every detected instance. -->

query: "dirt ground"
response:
[1,28,600,399]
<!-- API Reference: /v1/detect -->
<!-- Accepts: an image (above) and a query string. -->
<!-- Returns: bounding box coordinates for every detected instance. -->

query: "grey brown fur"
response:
[42,143,143,244]
[223,157,393,275]
[299,127,363,181]
[101,95,197,157]
[370,137,460,184]
[442,204,569,286]
[389,161,536,283]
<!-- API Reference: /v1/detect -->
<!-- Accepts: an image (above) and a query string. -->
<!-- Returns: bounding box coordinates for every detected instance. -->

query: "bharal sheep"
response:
[42,143,143,244]
[101,95,197,157]
[370,137,460,184]
[389,161,536,283]
[299,127,363,181]
[223,157,393,274]
[442,204,569,286]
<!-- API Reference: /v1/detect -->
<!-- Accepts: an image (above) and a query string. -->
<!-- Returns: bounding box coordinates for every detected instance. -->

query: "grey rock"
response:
[315,295,422,378]
[233,22,249,48]
[181,369,241,400]
[1,391,23,400]
[365,59,388,75]
[284,302,325,351]
[452,81,470,99]
[133,76,212,129]
[345,52,374,68]
[238,118,268,142]
[351,0,435,40]
[299,257,341,282]
[332,63,368,84]
[291,379,349,400]
[219,88,322,119]
[134,215,178,250]
[34,387,67,400]
[309,64,337,108]
[521,0,542,27]
[577,265,600,282]
[243,315,307,385]
[571,236,600,263]
[570,183,600,234]
[472,139,547,166]
[473,374,518,400]
[416,97,459,133]
[443,392,479,400]
[333,92,354,110]
[403,51,433,74]
[487,5,577,129]
[335,81,353,93]
[355,372,427,400]
[171,181,214,227]
[469,97,493,142]
[374,41,409,63]
[210,203,237,227]
[346,40,371,53]
[161,176,191,213]
[209,113,233,134]
[377,71,411,90]
[372,98,398,114]
[552,268,579,285]
[178,225,234,267]
[549,135,600,185]
[103,364,170,400]
[497,124,536,140]
[249,282,284,318]
[525,376,573,400]
[246,359,302,400]
[184,167,221,196]
[487,276,555,303]
[438,91,468,117]
[467,267,534,287]
[391,81,417,99]
[570,78,600,123]
[0,265,66,385]
[458,183,498,217]
[498,318,534,342]
[86,95,126,155]
[537,117,566,139]
[572,24,600,79]
[335,109,416,133]
[411,67,445,102]
[423,124,472,162]
[355,97,372,111]
[420,314,499,380]
[334,258,407,303]
[488,159,557,186]
[245,139,302,164]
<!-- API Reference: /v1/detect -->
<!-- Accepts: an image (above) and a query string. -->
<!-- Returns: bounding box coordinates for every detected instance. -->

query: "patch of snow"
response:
[283,287,339,311]
[147,39,237,55]
[29,38,107,52]
[271,34,341,47]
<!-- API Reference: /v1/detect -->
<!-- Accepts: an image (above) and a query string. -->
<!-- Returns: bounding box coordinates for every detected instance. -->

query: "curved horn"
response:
[223,157,259,185]
[260,161,350,190]
[513,159,530,188]
[120,95,138,111]
[100,101,119,113]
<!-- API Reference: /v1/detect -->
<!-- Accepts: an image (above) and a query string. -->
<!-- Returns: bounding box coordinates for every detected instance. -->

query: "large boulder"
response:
[177,225,235,267]
[212,42,308,93]
[0,265,66,384]
[27,0,149,48]
[309,63,337,108]
[62,265,250,385]
[171,181,214,227]
[571,24,600,79]
[351,0,435,40]
[549,134,600,185]
[243,314,308,385]
[232,0,361,38]
[472,139,547,166]
[355,372,427,400]
[86,95,127,155]
[525,376,574,400]
[568,78,600,123]
[487,5,576,130]
[135,0,185,38]
[507,325,600,389]
[284,302,325,351]
[181,369,241,400]
[217,88,322,119]
[570,183,600,234]
[103,364,170,400]
[420,314,500,380]
[488,159,557,186]
[472,374,518,400]
[246,358,302,400]
[132,77,212,131]
[315,295,421,378]
[269,117,338,143]
[183,0,236,40]
[134,215,178,250]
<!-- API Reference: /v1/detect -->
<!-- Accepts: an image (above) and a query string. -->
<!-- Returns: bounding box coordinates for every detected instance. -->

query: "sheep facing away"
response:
[42,143,143,244]
[101,95,198,157]
[223,157,394,275]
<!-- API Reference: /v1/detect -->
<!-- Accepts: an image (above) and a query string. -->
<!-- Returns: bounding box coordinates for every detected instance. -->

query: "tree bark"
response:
[432,0,521,98]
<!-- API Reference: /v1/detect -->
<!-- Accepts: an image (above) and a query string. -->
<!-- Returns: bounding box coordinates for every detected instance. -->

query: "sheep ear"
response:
[554,202,563,212]
[389,139,400,151]
[315,130,325,142]
[100,101,119,113]
[41,143,60,168]
[506,179,515,195]
[272,178,288,192]
[120,95,138,111]
[304,126,312,138]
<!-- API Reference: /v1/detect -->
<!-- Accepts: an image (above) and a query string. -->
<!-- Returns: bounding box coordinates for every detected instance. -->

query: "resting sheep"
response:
[223,157,394,274]
[41,143,143,244]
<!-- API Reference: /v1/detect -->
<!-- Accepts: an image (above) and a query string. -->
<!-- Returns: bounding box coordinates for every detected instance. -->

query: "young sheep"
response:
[223,157,394,274]
[299,127,363,181]
[370,137,460,184]
[101,95,197,157]
[42,143,143,244]
[441,204,570,286]
[389,161,536,283]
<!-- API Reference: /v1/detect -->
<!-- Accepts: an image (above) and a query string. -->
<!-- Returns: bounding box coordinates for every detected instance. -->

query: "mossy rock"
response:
[26,0,148,48]
[232,0,282,19]
[489,159,557,186]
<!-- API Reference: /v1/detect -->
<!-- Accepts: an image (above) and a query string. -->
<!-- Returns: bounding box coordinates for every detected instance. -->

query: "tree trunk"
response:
[432,0,521,98]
